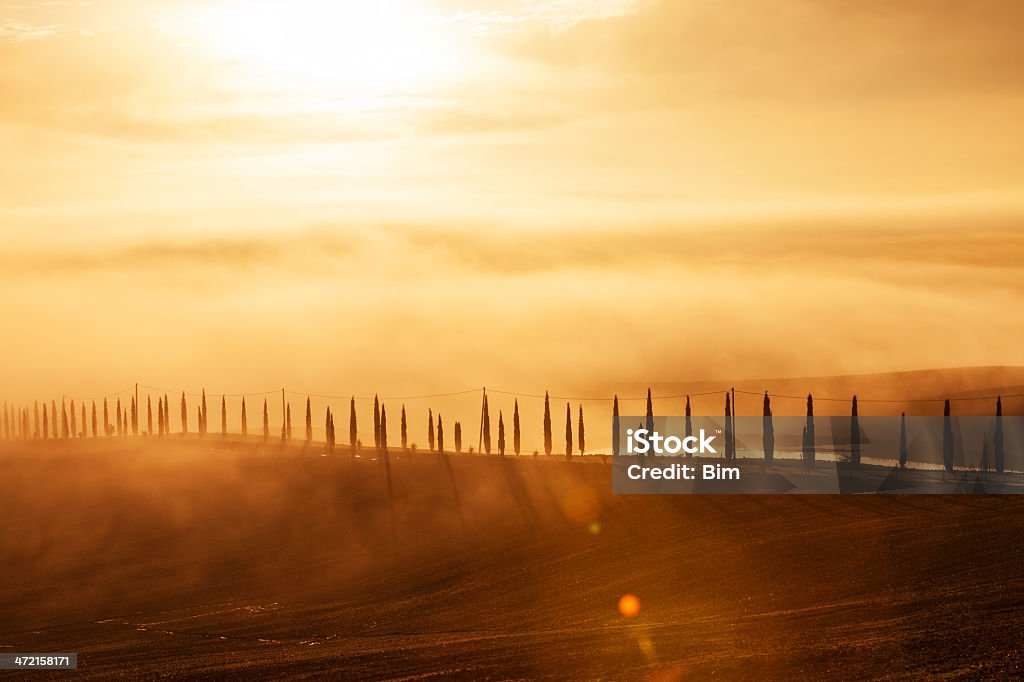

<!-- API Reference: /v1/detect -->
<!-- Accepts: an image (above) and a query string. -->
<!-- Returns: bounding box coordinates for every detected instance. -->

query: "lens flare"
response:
[618,593,640,618]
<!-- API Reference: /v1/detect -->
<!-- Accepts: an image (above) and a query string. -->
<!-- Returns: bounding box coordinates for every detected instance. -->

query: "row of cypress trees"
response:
[0,392,1009,470]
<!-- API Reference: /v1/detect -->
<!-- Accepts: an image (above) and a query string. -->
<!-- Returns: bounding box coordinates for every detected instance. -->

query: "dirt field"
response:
[2,439,1023,680]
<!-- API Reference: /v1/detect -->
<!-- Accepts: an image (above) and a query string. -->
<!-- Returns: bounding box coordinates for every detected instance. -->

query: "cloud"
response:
[0,19,61,41]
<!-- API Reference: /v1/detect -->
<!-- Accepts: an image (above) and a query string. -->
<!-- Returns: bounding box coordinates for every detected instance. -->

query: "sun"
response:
[191,0,455,97]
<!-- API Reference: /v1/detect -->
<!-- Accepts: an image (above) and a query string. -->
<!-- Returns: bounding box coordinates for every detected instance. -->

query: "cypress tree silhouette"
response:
[482,395,491,455]
[724,394,733,460]
[455,421,462,453]
[262,399,269,441]
[61,400,68,439]
[325,407,334,451]
[498,412,505,456]
[103,398,110,436]
[42,404,49,439]
[899,412,907,469]
[131,395,138,436]
[578,405,585,456]
[305,398,312,444]
[373,395,381,449]
[428,408,435,451]
[942,399,954,472]
[850,395,860,466]
[286,403,292,442]
[241,398,248,439]
[401,404,408,449]
[116,398,123,437]
[436,413,443,453]
[163,394,169,435]
[685,395,692,445]
[51,401,58,439]
[803,394,816,469]
[157,397,164,436]
[34,401,40,439]
[70,400,77,439]
[349,398,357,450]
[645,389,654,436]
[381,404,388,452]
[147,396,153,436]
[196,406,201,438]
[612,394,620,456]
[201,389,208,437]
[565,402,573,459]
[123,407,129,436]
[81,402,86,438]
[543,391,552,456]
[221,396,227,437]
[762,392,774,465]
[995,396,1005,474]
[90,401,97,438]
[180,393,187,435]
[513,399,521,456]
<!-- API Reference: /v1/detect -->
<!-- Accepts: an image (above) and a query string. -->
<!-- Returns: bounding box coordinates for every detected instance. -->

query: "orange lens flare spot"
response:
[618,593,641,618]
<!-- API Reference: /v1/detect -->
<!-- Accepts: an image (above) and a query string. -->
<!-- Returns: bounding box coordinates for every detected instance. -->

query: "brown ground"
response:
[2,439,1023,680]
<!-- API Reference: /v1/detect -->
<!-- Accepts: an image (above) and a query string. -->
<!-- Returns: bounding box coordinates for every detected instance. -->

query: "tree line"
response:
[0,391,1009,472]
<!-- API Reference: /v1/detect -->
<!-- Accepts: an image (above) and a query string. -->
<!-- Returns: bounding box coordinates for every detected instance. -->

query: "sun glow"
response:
[192,0,456,96]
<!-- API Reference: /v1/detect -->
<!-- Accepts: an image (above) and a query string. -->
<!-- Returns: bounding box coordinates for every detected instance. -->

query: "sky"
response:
[2,0,1023,409]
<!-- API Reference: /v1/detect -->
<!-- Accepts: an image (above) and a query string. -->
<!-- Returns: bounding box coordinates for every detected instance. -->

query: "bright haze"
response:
[2,0,1023,400]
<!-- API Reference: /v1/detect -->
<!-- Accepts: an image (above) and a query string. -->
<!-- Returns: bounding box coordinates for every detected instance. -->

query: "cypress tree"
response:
[543,391,552,456]
[850,395,860,466]
[70,400,77,439]
[995,396,1005,474]
[498,412,505,456]
[221,396,227,437]
[724,394,733,460]
[349,398,357,450]
[103,399,110,436]
[436,413,442,453]
[62,400,69,439]
[51,401,58,439]
[762,392,774,465]
[180,393,187,435]
[157,397,164,436]
[147,396,153,436]
[162,394,169,434]
[196,406,202,437]
[43,405,49,439]
[380,404,388,452]
[34,401,40,439]
[428,408,435,451]
[262,399,269,441]
[80,402,86,438]
[645,389,654,435]
[116,398,123,437]
[565,402,573,459]
[685,396,693,444]
[91,401,97,438]
[612,394,620,456]
[241,398,248,439]
[305,398,312,444]
[513,399,521,456]
[325,407,331,450]
[899,412,907,469]
[482,395,491,455]
[803,394,816,469]
[455,421,462,453]
[373,395,381,448]
[401,405,408,449]
[131,396,137,436]
[942,399,954,472]
[201,389,208,437]
[286,403,292,442]
[578,405,585,456]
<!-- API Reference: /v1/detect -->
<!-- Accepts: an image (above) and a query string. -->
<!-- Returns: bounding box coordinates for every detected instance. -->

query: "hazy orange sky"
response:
[2,0,1023,403]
